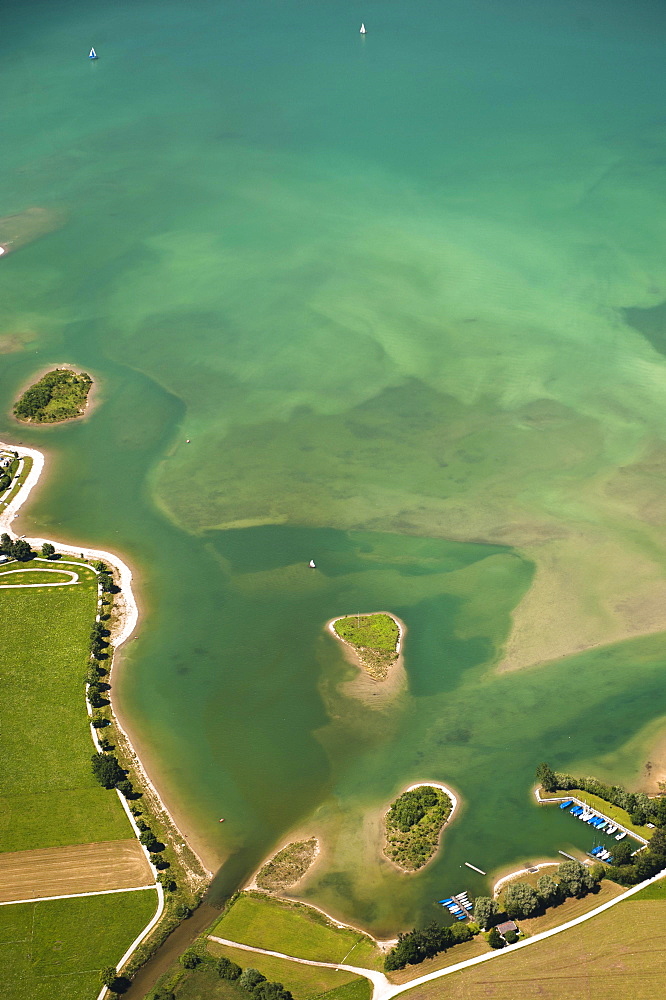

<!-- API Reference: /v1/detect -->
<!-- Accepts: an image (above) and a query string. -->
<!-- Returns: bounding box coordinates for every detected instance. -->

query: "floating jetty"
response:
[536,790,648,848]
[438,890,472,921]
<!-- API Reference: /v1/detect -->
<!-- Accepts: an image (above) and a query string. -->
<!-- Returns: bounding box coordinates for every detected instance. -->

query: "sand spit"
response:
[0,441,213,886]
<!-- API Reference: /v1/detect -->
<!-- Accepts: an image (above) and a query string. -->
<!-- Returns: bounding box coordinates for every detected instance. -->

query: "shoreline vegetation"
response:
[13,366,93,423]
[328,612,403,681]
[253,838,319,892]
[0,440,212,989]
[383,783,456,872]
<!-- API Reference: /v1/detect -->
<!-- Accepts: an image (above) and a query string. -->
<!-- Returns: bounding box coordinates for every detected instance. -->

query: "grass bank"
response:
[208,941,370,998]
[0,890,157,1000]
[211,894,382,970]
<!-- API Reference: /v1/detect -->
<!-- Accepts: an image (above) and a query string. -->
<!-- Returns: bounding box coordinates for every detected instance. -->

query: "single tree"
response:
[0,533,12,554]
[11,538,32,561]
[101,967,117,987]
[254,983,294,1000]
[91,752,124,788]
[535,762,557,793]
[536,873,560,905]
[612,840,634,866]
[487,927,504,949]
[557,859,595,898]
[175,903,191,920]
[473,896,498,930]
[504,881,541,919]
[503,928,518,944]
[217,956,242,980]
[41,542,55,558]
[239,969,267,991]
[116,779,133,797]
[180,949,201,969]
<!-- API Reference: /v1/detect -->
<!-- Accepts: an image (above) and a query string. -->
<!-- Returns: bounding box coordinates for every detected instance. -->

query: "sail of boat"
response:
[360,23,366,34]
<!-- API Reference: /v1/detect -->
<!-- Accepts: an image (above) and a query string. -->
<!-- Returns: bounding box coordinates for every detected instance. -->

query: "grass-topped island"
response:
[13,368,93,423]
[384,784,456,872]
[328,612,402,680]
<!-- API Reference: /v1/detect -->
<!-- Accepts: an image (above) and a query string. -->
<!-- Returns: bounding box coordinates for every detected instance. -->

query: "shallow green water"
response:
[2,0,666,935]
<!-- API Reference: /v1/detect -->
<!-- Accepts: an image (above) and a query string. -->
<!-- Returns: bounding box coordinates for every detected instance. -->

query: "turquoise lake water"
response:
[2,0,666,935]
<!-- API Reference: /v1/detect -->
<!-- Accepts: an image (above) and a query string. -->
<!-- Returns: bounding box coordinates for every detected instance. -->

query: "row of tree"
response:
[473,858,602,928]
[384,919,473,971]
[0,534,58,561]
[536,762,666,828]
[93,559,116,593]
[151,951,295,1000]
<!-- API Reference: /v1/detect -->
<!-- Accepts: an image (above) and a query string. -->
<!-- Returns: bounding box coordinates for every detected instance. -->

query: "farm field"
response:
[0,557,133,851]
[0,839,153,902]
[207,940,369,997]
[0,890,158,1000]
[400,893,666,999]
[210,894,382,969]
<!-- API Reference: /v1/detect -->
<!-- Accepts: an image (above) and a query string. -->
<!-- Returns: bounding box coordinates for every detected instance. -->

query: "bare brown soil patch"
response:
[0,838,153,902]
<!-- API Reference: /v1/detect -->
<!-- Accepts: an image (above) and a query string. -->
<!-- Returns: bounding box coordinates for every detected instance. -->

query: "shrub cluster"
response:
[0,533,32,561]
[384,920,473,971]
[385,786,452,870]
[13,369,92,422]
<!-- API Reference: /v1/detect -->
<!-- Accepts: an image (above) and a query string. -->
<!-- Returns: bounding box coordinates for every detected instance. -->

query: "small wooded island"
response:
[385,785,454,871]
[13,368,93,423]
[329,612,401,680]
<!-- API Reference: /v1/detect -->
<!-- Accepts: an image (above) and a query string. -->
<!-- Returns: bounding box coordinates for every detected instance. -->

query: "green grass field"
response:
[0,557,132,851]
[208,941,369,998]
[332,614,399,652]
[0,890,157,1000]
[211,894,382,970]
[399,888,666,999]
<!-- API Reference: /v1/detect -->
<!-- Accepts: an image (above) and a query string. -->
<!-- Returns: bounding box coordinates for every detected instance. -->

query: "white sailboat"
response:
[360,23,366,35]
[309,559,316,569]
[89,48,98,60]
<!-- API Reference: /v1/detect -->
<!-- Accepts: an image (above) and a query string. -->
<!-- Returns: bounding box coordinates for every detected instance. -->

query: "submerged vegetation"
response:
[384,785,452,871]
[13,368,92,423]
[331,613,400,680]
[255,838,318,891]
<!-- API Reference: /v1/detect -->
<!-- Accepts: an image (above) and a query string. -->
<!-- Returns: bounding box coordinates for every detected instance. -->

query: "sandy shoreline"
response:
[0,440,213,883]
